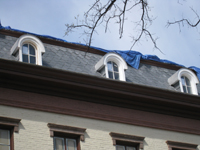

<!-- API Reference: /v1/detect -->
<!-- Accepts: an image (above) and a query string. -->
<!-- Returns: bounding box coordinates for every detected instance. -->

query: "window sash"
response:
[0,129,10,149]
[116,145,137,150]
[54,137,64,150]
[181,76,192,94]
[22,44,36,64]
[107,61,120,80]
[54,137,77,150]
[66,139,76,150]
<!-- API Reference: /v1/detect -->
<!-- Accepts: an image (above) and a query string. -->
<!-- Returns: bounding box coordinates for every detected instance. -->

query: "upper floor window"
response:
[168,68,199,95]
[95,53,127,81]
[116,144,137,150]
[0,116,21,150]
[47,123,86,150]
[54,137,77,150]
[110,132,145,150]
[0,129,10,150]
[10,34,45,65]
[166,140,198,150]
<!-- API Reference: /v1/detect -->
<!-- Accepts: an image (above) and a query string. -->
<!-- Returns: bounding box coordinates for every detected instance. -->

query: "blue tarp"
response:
[189,66,200,80]
[0,23,200,81]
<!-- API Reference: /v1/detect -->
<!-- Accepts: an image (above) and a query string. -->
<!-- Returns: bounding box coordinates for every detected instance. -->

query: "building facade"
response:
[0,26,200,150]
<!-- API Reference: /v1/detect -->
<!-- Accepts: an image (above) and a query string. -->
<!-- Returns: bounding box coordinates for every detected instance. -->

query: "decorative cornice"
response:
[0,59,200,119]
[47,123,86,141]
[110,132,145,149]
[1,59,200,135]
[166,141,198,150]
[0,116,21,132]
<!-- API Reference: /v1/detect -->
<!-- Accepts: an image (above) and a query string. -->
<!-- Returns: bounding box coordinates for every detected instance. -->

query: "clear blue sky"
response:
[0,0,200,68]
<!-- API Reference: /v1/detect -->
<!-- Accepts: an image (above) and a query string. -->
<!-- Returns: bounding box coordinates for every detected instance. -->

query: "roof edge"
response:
[0,59,200,120]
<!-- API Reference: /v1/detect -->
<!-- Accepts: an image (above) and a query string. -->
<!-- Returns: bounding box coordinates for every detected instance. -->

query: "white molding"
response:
[168,68,199,95]
[95,53,127,81]
[10,34,45,65]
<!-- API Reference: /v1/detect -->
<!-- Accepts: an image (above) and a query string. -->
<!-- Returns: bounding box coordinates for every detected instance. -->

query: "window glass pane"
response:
[113,62,118,72]
[67,139,76,150]
[107,61,113,71]
[185,77,191,86]
[54,138,64,150]
[127,146,136,150]
[181,76,186,86]
[116,145,125,150]
[187,87,192,94]
[114,73,119,80]
[29,45,35,55]
[0,145,10,150]
[22,44,28,54]
[22,55,28,63]
[183,86,187,93]
[30,56,36,64]
[108,71,114,79]
[0,129,10,145]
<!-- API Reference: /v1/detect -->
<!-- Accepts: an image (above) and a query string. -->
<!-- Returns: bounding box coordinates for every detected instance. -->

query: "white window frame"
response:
[95,53,128,81]
[168,68,199,95]
[10,34,45,65]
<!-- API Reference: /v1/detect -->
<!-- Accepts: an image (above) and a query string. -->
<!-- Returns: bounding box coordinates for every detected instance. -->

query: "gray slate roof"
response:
[0,33,200,95]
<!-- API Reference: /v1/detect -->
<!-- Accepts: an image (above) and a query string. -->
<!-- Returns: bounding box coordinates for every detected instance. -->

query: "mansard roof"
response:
[0,25,200,96]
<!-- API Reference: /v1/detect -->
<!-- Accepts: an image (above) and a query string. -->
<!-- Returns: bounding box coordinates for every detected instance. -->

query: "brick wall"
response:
[0,105,199,150]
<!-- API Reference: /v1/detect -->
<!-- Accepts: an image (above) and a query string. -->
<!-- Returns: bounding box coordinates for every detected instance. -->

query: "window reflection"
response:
[22,44,36,64]
[107,61,119,80]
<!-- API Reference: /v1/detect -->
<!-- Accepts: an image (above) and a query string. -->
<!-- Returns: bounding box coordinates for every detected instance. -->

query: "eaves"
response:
[0,59,200,120]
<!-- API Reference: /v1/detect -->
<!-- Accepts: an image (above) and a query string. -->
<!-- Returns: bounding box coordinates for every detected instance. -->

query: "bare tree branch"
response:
[65,0,160,53]
[167,18,200,28]
[167,6,200,28]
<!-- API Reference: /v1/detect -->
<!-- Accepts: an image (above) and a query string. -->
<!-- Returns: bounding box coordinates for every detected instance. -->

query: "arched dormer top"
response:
[95,53,127,81]
[177,69,199,84]
[95,52,128,71]
[10,34,45,65]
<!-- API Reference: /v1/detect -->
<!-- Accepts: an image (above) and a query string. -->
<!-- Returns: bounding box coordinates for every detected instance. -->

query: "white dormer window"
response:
[10,34,45,65]
[95,53,127,81]
[168,68,199,95]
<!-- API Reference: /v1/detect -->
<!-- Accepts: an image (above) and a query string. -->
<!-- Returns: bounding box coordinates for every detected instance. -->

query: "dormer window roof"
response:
[168,68,199,95]
[95,53,128,81]
[10,34,45,65]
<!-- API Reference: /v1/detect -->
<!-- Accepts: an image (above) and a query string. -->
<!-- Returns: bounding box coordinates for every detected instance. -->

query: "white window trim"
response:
[10,34,45,65]
[168,68,199,95]
[95,53,128,81]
